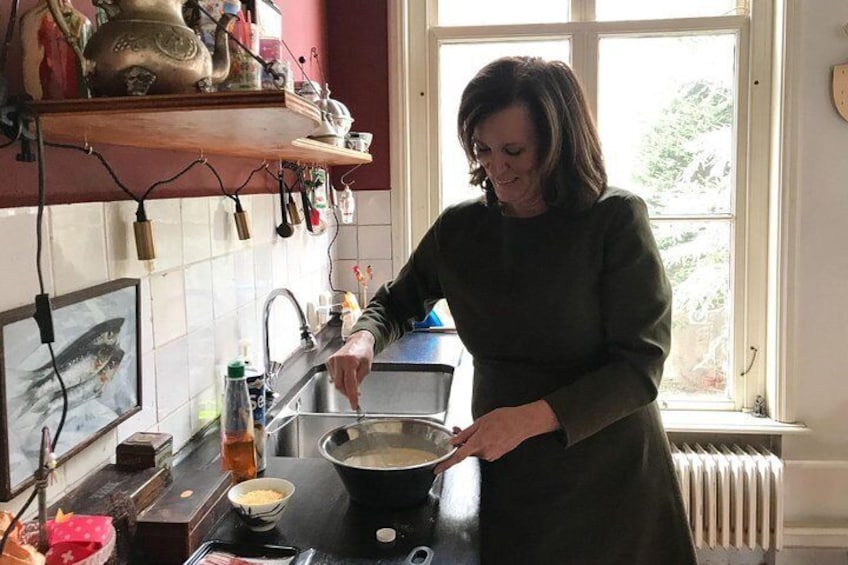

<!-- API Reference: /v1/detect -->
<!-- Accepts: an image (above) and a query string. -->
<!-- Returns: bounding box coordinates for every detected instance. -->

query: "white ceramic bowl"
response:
[310,133,346,148]
[227,477,295,532]
[346,131,373,152]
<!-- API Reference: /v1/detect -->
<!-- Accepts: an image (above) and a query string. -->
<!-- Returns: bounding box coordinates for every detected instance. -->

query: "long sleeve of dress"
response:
[351,223,445,356]
[543,195,672,447]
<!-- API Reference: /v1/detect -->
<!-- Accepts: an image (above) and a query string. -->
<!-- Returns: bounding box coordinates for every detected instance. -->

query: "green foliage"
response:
[637,81,733,213]
[636,80,734,392]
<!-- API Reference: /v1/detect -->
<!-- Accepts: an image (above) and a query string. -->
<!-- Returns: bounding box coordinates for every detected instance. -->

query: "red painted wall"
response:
[326,0,389,191]
[0,0,345,207]
[278,0,328,84]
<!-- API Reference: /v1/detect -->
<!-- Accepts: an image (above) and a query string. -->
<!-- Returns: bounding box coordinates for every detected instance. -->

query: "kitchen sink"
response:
[270,413,357,458]
[266,363,454,458]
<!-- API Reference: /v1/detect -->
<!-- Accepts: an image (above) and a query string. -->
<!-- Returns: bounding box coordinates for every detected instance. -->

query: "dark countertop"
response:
[204,327,480,565]
[207,456,479,564]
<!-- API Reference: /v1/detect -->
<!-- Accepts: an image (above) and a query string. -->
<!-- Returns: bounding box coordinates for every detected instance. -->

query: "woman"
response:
[326,56,696,564]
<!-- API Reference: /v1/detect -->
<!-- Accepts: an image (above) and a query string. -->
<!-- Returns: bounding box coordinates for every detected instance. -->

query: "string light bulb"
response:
[133,201,156,260]
[234,198,251,240]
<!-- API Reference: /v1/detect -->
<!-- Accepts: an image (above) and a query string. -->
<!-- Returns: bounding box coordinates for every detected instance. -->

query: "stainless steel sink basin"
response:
[271,413,356,458]
[267,364,454,458]
[289,366,453,417]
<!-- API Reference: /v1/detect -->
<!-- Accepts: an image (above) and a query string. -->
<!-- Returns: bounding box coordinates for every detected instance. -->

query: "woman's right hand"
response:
[325,330,376,409]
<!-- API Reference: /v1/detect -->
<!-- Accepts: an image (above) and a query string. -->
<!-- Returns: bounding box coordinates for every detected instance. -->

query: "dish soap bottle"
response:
[239,340,267,474]
[221,360,256,483]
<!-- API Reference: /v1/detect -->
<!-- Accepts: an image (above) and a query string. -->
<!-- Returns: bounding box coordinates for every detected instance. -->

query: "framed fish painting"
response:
[0,278,141,501]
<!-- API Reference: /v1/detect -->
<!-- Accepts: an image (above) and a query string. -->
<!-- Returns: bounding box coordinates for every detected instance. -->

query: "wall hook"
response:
[340,163,362,187]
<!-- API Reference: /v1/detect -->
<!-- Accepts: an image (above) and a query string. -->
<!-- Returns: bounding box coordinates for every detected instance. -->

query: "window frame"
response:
[388,0,783,413]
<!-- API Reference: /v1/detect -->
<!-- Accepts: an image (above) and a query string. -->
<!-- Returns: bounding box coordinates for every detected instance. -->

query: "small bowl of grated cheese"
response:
[227,477,295,532]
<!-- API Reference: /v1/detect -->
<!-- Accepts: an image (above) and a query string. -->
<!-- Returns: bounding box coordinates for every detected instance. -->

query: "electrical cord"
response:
[35,119,67,452]
[45,141,268,206]
[233,162,269,196]
[0,114,67,559]
[44,141,136,200]
[326,205,344,294]
[35,117,68,451]
[202,159,237,203]
[143,157,206,201]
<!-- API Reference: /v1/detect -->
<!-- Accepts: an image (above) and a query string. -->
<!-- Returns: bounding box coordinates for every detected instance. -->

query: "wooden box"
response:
[135,436,231,565]
[116,432,173,471]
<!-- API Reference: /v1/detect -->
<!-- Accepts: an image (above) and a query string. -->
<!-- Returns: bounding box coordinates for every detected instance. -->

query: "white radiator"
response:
[671,443,784,550]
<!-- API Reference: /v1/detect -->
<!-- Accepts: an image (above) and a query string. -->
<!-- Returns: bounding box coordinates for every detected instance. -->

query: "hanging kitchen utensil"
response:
[275,173,293,238]
[301,188,314,232]
[286,186,302,225]
[298,170,314,232]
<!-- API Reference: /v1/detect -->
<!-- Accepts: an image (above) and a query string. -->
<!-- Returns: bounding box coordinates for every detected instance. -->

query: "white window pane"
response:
[438,41,571,210]
[438,0,569,26]
[598,34,737,216]
[596,0,739,21]
[654,220,733,400]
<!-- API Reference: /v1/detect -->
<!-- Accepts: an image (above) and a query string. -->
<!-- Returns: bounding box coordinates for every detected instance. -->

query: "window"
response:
[394,0,777,410]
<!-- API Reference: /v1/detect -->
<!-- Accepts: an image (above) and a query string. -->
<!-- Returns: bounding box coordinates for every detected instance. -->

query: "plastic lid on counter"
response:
[376,527,396,543]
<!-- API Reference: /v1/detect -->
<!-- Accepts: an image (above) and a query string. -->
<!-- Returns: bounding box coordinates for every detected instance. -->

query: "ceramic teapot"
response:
[45,0,235,96]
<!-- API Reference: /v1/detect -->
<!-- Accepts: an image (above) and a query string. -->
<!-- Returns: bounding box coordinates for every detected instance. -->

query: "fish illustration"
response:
[10,318,126,419]
[32,346,125,418]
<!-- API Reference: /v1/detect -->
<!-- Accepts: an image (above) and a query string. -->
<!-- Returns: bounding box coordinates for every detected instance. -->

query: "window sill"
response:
[661,410,808,435]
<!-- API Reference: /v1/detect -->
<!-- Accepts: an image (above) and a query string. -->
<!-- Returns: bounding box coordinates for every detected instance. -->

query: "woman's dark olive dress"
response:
[352,187,697,564]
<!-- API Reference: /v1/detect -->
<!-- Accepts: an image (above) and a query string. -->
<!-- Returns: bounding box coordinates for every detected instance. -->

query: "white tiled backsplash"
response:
[0,189,394,515]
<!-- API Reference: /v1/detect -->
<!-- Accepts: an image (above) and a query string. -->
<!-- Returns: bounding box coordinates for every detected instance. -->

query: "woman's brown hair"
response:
[457,56,607,212]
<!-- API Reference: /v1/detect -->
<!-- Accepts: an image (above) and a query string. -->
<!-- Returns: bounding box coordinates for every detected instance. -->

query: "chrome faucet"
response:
[263,288,317,382]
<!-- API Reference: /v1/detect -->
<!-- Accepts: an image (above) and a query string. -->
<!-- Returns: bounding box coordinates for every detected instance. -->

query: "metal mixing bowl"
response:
[318,418,456,509]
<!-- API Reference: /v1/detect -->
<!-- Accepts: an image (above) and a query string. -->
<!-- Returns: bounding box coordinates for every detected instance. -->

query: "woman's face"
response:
[473,103,545,217]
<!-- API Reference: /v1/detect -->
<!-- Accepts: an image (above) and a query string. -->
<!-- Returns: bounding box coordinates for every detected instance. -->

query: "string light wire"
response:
[0,115,67,558]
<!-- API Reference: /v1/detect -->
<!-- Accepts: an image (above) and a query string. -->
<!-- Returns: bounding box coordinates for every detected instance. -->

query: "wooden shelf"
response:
[286,138,372,166]
[27,90,372,165]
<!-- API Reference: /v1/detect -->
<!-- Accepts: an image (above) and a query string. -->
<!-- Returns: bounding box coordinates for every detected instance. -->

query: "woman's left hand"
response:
[434,399,560,474]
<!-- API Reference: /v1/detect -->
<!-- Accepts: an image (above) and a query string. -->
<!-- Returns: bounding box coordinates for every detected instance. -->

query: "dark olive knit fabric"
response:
[353,187,697,564]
